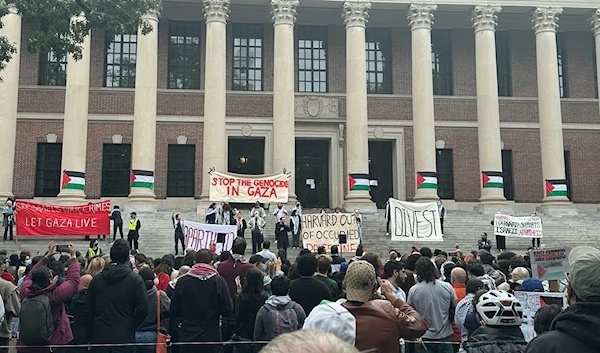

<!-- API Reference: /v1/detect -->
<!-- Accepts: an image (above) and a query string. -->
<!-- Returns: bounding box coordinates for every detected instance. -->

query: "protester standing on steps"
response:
[249,213,266,254]
[289,210,301,249]
[275,216,291,254]
[250,201,266,219]
[437,199,445,234]
[353,208,363,246]
[110,205,123,241]
[491,213,506,252]
[2,199,15,242]
[236,212,247,238]
[127,212,141,251]
[530,211,541,249]
[206,203,218,224]
[273,203,288,225]
[172,211,185,255]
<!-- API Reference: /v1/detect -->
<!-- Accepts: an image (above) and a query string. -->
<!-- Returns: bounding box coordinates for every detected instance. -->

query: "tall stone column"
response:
[532,7,573,213]
[0,6,21,200]
[472,5,508,212]
[128,11,159,209]
[408,4,438,202]
[199,0,230,202]
[57,14,91,204]
[592,9,600,116]
[271,0,298,205]
[342,0,376,213]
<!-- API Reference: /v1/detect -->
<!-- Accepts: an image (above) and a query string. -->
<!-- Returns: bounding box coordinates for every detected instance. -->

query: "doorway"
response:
[369,141,394,208]
[296,140,330,208]
[228,138,265,175]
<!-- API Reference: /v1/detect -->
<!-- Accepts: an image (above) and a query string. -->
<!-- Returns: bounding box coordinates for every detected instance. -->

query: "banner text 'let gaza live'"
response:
[209,171,290,203]
[16,200,111,236]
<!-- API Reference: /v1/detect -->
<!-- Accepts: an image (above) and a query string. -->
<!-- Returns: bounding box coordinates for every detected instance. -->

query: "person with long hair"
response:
[232,268,269,353]
[86,257,106,277]
[154,259,173,292]
[206,203,218,224]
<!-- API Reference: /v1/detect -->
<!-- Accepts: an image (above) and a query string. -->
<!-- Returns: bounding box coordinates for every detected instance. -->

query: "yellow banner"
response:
[301,213,361,253]
[209,171,290,203]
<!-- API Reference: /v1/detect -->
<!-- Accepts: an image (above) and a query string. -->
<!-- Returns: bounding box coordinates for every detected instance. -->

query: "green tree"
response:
[0,0,160,73]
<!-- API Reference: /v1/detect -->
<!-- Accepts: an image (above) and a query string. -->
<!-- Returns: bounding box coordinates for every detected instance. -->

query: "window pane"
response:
[232,24,263,92]
[35,143,62,197]
[167,145,196,197]
[39,51,67,86]
[496,31,512,97]
[436,149,454,199]
[365,28,392,94]
[104,33,137,88]
[168,21,202,89]
[298,26,328,93]
[101,144,132,197]
[431,30,453,96]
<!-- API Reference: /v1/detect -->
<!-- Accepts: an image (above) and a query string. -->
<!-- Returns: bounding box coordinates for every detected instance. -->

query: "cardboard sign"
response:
[388,198,444,242]
[494,214,543,238]
[15,200,111,236]
[301,213,360,253]
[183,220,237,253]
[514,291,568,342]
[209,170,290,203]
[531,247,570,281]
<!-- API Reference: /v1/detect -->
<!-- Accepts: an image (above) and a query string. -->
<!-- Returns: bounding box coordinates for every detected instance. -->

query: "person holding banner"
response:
[206,203,218,224]
[127,212,141,251]
[2,200,15,242]
[275,217,291,253]
[250,201,266,220]
[249,214,266,254]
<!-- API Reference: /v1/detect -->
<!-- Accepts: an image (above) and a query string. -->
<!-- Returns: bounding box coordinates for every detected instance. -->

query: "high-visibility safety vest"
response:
[129,219,138,231]
[87,247,101,258]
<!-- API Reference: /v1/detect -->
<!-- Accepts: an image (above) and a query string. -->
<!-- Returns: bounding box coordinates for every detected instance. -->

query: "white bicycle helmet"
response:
[476,290,523,326]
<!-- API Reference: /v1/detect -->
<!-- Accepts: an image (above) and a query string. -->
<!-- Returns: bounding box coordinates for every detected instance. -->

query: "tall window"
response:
[501,150,514,201]
[496,31,512,97]
[167,145,196,197]
[365,28,392,94]
[298,26,328,93]
[557,32,568,98]
[39,51,67,86]
[436,149,454,199]
[101,144,132,197]
[232,24,263,91]
[105,34,137,88]
[35,143,62,197]
[168,21,201,89]
[431,30,453,96]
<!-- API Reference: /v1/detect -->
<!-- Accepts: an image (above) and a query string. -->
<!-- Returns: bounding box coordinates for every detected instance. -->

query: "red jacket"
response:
[1,272,15,285]
[18,257,81,352]
[156,272,170,292]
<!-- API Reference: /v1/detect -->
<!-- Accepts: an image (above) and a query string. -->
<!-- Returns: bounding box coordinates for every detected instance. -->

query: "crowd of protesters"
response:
[0,224,596,353]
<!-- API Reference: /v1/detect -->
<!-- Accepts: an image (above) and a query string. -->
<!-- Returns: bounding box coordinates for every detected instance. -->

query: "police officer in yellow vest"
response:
[127,212,141,250]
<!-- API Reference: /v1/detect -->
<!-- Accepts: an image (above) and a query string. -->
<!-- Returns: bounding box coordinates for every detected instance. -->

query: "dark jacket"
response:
[217,257,255,298]
[526,302,600,353]
[69,289,88,345]
[233,291,269,340]
[137,287,171,332]
[289,276,333,315]
[478,239,492,252]
[170,272,232,343]
[18,257,81,352]
[84,262,148,343]
[274,222,290,249]
[110,209,123,225]
[464,326,526,353]
[343,298,428,353]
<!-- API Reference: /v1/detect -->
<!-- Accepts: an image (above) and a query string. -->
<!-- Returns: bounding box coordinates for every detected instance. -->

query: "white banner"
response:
[493,214,543,238]
[301,213,361,253]
[388,198,444,242]
[514,291,568,342]
[183,220,238,253]
[209,170,290,203]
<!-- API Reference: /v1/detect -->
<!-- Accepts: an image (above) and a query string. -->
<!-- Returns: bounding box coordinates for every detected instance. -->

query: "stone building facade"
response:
[1,0,600,211]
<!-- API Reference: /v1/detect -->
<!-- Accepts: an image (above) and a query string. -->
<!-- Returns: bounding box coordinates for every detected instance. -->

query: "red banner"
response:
[15,200,111,236]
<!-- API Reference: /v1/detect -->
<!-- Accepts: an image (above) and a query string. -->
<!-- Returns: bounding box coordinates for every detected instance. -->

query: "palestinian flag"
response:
[545,179,567,197]
[61,171,85,190]
[482,171,504,189]
[416,172,437,189]
[349,174,370,191]
[131,170,155,189]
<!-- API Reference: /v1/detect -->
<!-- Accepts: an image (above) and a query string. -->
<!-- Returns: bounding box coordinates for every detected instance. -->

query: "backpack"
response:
[263,302,299,340]
[20,294,59,345]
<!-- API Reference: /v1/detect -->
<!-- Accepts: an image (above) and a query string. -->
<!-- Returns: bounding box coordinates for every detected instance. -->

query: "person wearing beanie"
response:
[520,278,544,292]
[135,267,171,353]
[342,260,428,353]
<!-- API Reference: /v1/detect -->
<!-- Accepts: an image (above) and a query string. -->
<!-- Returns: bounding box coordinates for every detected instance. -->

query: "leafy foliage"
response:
[0,0,160,73]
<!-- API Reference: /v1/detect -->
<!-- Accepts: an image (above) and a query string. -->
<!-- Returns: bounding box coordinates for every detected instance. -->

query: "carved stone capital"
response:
[142,9,160,23]
[472,5,501,33]
[591,8,600,36]
[203,0,230,24]
[531,6,562,34]
[271,0,299,26]
[7,5,18,15]
[408,3,437,31]
[342,0,371,29]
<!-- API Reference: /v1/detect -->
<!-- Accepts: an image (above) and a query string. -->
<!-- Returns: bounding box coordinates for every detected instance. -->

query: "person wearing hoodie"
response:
[170,249,232,353]
[18,242,81,353]
[526,246,600,353]
[463,290,527,353]
[69,274,93,353]
[479,252,506,287]
[84,239,148,353]
[136,268,171,353]
[254,275,306,343]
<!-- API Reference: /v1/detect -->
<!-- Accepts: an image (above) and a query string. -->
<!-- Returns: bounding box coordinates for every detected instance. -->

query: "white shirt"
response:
[377,281,407,302]
[274,208,288,220]
[256,249,277,262]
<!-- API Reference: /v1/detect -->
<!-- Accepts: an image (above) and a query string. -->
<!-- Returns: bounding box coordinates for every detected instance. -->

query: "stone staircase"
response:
[5,209,600,259]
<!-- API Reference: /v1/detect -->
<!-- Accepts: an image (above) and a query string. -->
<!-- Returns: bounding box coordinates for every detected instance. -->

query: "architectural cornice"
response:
[203,0,230,24]
[271,0,299,26]
[591,8,600,35]
[531,6,562,34]
[342,0,371,29]
[142,9,160,23]
[472,5,501,33]
[7,5,18,15]
[408,4,437,31]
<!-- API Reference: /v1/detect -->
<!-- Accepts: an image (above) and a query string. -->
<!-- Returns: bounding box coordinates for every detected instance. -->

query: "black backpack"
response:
[20,294,59,345]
